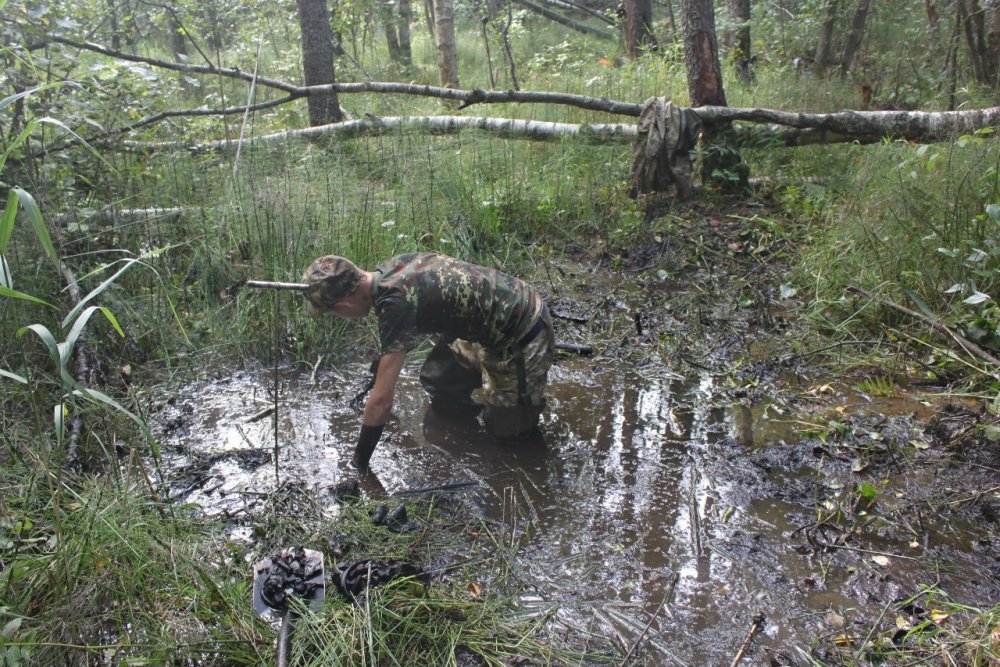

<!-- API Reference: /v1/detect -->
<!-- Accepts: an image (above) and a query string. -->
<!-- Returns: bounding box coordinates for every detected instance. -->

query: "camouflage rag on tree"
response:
[629,97,702,198]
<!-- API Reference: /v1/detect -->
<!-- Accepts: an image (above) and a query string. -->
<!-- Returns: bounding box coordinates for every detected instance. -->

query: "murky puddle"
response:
[150,350,999,664]
[148,249,999,663]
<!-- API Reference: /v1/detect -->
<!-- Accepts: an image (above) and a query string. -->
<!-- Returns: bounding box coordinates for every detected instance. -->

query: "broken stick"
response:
[245,280,310,291]
[730,612,766,667]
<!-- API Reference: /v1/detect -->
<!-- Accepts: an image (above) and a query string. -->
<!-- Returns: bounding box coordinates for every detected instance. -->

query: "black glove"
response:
[351,424,384,472]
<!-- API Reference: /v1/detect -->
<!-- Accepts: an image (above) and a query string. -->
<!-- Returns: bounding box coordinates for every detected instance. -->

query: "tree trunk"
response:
[382,4,403,63]
[957,0,986,82]
[501,0,520,89]
[681,0,745,190]
[512,0,614,38]
[963,0,999,85]
[664,0,677,40]
[987,0,1000,84]
[398,0,413,64]
[433,0,459,89]
[119,106,1000,155]
[624,0,658,58]
[295,0,343,125]
[681,0,726,107]
[168,11,187,62]
[814,0,839,73]
[839,0,873,76]
[725,0,751,61]
[425,0,437,47]
[925,0,940,37]
[106,0,121,50]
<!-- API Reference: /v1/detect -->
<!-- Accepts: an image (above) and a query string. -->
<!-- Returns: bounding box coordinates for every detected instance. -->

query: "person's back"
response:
[373,253,541,353]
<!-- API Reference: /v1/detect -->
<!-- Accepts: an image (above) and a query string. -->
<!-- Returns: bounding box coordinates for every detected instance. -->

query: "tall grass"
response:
[791,133,1000,375]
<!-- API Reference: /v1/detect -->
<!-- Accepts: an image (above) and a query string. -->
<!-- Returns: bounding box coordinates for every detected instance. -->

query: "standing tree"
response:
[839,0,873,76]
[433,0,459,89]
[296,0,343,126]
[725,0,752,81]
[681,0,726,107]
[680,0,746,189]
[723,0,751,57]
[959,0,1000,86]
[988,0,1000,84]
[623,0,658,59]
[398,0,414,65]
[814,0,840,73]
[381,0,413,66]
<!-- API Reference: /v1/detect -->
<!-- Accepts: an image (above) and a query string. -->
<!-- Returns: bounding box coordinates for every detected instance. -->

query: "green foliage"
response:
[794,133,1000,378]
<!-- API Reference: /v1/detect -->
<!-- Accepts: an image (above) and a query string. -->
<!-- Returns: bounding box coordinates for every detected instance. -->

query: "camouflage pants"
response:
[420,306,555,438]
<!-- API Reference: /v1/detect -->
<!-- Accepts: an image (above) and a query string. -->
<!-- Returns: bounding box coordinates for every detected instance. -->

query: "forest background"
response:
[1,0,1000,663]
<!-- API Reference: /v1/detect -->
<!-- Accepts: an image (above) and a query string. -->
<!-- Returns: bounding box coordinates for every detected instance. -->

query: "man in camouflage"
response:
[302,253,555,472]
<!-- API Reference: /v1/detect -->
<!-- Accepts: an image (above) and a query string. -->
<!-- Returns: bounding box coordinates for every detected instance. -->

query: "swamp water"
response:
[151,354,1000,665]
[151,251,999,664]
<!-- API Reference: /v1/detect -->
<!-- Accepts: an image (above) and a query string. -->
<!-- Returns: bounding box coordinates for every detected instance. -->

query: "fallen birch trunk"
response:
[121,116,639,152]
[116,106,1000,154]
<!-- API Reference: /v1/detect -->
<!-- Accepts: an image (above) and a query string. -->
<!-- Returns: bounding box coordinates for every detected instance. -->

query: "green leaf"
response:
[64,306,123,361]
[17,324,60,368]
[62,258,139,329]
[3,616,22,636]
[54,403,65,442]
[97,306,124,337]
[0,285,54,307]
[0,190,17,253]
[0,368,28,384]
[986,204,1000,225]
[964,291,993,305]
[904,288,938,322]
[70,386,141,426]
[12,188,58,269]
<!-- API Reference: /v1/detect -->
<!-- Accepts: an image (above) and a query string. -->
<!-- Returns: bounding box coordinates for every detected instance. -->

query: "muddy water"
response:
[152,349,999,664]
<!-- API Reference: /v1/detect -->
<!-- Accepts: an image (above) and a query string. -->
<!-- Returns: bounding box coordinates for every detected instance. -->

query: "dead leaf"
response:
[929,609,949,623]
[833,632,853,646]
[466,582,481,598]
[872,555,891,567]
[827,610,846,628]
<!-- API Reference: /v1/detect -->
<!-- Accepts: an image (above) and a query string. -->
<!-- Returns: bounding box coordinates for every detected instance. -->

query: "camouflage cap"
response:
[302,255,362,311]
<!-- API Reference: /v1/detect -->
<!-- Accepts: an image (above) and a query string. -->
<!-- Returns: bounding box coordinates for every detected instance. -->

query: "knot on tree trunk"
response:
[629,97,701,199]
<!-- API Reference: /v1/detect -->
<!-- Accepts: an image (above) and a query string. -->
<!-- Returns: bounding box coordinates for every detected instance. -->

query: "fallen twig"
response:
[846,286,1000,368]
[730,613,766,667]
[246,405,277,423]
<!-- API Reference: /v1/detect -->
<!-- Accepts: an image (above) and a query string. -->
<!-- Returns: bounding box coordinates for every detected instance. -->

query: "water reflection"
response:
[151,357,1000,665]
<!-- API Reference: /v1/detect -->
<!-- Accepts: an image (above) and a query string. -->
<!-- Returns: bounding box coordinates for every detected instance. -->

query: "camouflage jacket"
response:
[372,253,540,354]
